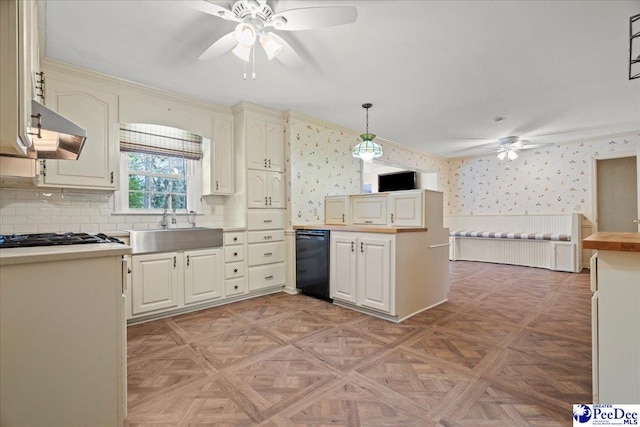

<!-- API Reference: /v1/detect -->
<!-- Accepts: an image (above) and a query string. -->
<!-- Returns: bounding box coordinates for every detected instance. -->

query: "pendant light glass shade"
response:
[352,103,382,161]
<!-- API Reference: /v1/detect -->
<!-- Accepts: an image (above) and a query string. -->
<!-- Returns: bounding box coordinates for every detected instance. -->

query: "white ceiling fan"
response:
[486,136,553,160]
[187,0,357,76]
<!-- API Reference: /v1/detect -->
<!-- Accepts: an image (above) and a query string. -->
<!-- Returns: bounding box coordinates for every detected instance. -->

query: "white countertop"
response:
[0,243,131,266]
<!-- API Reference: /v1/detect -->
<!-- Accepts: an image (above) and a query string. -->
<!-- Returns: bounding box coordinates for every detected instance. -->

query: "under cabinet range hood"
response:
[25,100,87,160]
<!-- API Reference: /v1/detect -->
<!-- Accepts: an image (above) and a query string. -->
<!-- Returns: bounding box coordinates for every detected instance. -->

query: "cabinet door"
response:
[330,233,357,303]
[267,171,284,208]
[389,191,423,227]
[357,236,392,313]
[266,122,284,172]
[184,248,222,305]
[325,196,349,225]
[352,195,388,225]
[247,169,267,208]
[131,252,179,315]
[246,117,267,170]
[42,79,118,189]
[203,117,234,195]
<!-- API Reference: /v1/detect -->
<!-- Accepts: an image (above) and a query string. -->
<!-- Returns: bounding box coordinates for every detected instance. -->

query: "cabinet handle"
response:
[110,171,114,184]
[173,256,176,268]
[264,158,268,168]
[351,241,355,252]
[264,219,273,223]
[391,213,394,223]
[234,252,238,256]
[234,268,238,273]
[342,214,345,223]
[364,220,373,224]
[216,180,219,190]
[234,285,239,290]
[268,159,271,168]
[264,235,272,240]
[127,268,131,274]
[360,242,364,253]
[265,196,268,206]
[264,252,273,257]
[268,196,272,206]
[233,237,238,241]
[187,255,190,266]
[265,275,274,280]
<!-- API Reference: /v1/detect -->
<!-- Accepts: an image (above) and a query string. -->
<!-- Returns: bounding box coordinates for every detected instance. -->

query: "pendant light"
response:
[352,103,383,161]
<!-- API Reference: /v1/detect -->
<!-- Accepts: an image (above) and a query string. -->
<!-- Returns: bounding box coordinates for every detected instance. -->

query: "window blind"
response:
[119,123,202,160]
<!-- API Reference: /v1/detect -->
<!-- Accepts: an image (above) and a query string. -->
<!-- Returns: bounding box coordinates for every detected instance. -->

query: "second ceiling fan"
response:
[188,0,358,77]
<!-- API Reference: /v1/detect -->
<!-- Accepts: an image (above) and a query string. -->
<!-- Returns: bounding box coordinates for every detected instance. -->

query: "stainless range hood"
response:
[26,100,87,160]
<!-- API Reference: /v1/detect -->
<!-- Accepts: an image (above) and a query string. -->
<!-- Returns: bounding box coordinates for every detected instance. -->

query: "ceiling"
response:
[44,0,640,158]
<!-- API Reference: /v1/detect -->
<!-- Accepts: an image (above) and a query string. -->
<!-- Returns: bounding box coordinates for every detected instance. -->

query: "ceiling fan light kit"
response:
[192,0,357,79]
[352,103,383,161]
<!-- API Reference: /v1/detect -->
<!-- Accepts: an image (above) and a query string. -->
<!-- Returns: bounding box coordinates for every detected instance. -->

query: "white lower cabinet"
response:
[330,231,393,314]
[130,248,222,317]
[184,248,223,305]
[131,251,180,315]
[247,210,285,292]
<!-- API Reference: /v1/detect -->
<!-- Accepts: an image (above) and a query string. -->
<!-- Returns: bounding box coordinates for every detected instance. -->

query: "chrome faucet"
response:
[160,193,175,229]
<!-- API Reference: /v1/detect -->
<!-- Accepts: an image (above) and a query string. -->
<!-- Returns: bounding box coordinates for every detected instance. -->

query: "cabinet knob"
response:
[391,213,394,223]
[360,242,364,253]
[127,268,131,274]
[234,285,238,290]
[234,268,238,273]
[187,255,190,266]
[234,252,238,256]
[233,237,238,241]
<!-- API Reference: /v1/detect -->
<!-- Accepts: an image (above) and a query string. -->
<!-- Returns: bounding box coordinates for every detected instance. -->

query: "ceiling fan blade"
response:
[186,1,239,22]
[198,31,237,61]
[519,143,554,150]
[267,6,357,31]
[269,32,303,67]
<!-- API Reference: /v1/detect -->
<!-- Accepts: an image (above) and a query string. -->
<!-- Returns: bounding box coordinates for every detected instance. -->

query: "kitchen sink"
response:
[129,228,223,255]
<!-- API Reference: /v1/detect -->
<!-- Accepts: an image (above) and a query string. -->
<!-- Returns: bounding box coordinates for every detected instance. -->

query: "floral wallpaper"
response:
[286,117,362,226]
[285,115,449,226]
[445,133,640,221]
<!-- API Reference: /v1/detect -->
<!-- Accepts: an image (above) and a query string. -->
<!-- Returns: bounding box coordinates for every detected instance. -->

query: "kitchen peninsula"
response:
[295,189,450,322]
[0,243,130,426]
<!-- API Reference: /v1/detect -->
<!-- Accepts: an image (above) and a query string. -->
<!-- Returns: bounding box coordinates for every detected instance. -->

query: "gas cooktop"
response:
[0,233,123,249]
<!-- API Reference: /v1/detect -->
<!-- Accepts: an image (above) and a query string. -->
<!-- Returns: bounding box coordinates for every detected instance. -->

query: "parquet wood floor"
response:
[125,261,592,426]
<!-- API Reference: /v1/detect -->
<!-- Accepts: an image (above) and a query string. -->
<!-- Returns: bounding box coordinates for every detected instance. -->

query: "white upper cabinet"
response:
[325,195,349,225]
[246,117,284,172]
[40,77,118,189]
[203,115,234,195]
[351,195,388,225]
[247,170,284,208]
[0,0,39,157]
[388,191,423,227]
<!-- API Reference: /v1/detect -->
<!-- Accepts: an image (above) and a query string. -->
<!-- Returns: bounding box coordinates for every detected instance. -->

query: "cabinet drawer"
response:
[225,261,245,279]
[224,232,245,245]
[248,262,285,291]
[247,210,285,230]
[247,230,284,244]
[248,241,285,266]
[225,245,245,262]
[225,277,246,297]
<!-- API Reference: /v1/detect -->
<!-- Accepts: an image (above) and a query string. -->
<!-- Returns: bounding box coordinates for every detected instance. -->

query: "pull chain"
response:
[252,44,256,80]
[243,57,247,80]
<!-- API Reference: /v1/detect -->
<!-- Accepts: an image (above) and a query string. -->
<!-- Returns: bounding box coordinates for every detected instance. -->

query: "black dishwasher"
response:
[295,229,331,301]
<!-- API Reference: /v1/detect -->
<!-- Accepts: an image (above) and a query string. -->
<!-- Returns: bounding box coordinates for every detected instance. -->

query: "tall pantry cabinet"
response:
[233,103,286,293]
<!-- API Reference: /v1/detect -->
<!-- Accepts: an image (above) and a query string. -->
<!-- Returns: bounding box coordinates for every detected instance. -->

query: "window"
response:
[116,124,202,213]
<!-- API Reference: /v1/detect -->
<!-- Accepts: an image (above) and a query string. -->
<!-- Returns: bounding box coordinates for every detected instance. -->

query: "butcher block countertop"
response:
[583,232,640,252]
[293,225,428,234]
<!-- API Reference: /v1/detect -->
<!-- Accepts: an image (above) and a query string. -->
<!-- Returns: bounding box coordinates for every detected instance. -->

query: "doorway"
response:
[595,155,640,232]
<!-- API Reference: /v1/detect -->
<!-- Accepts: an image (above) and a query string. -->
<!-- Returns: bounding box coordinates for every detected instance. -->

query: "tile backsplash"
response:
[0,182,224,234]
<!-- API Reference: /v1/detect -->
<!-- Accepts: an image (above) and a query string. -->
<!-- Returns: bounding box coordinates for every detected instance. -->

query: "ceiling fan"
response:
[489,136,553,160]
[187,0,358,77]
